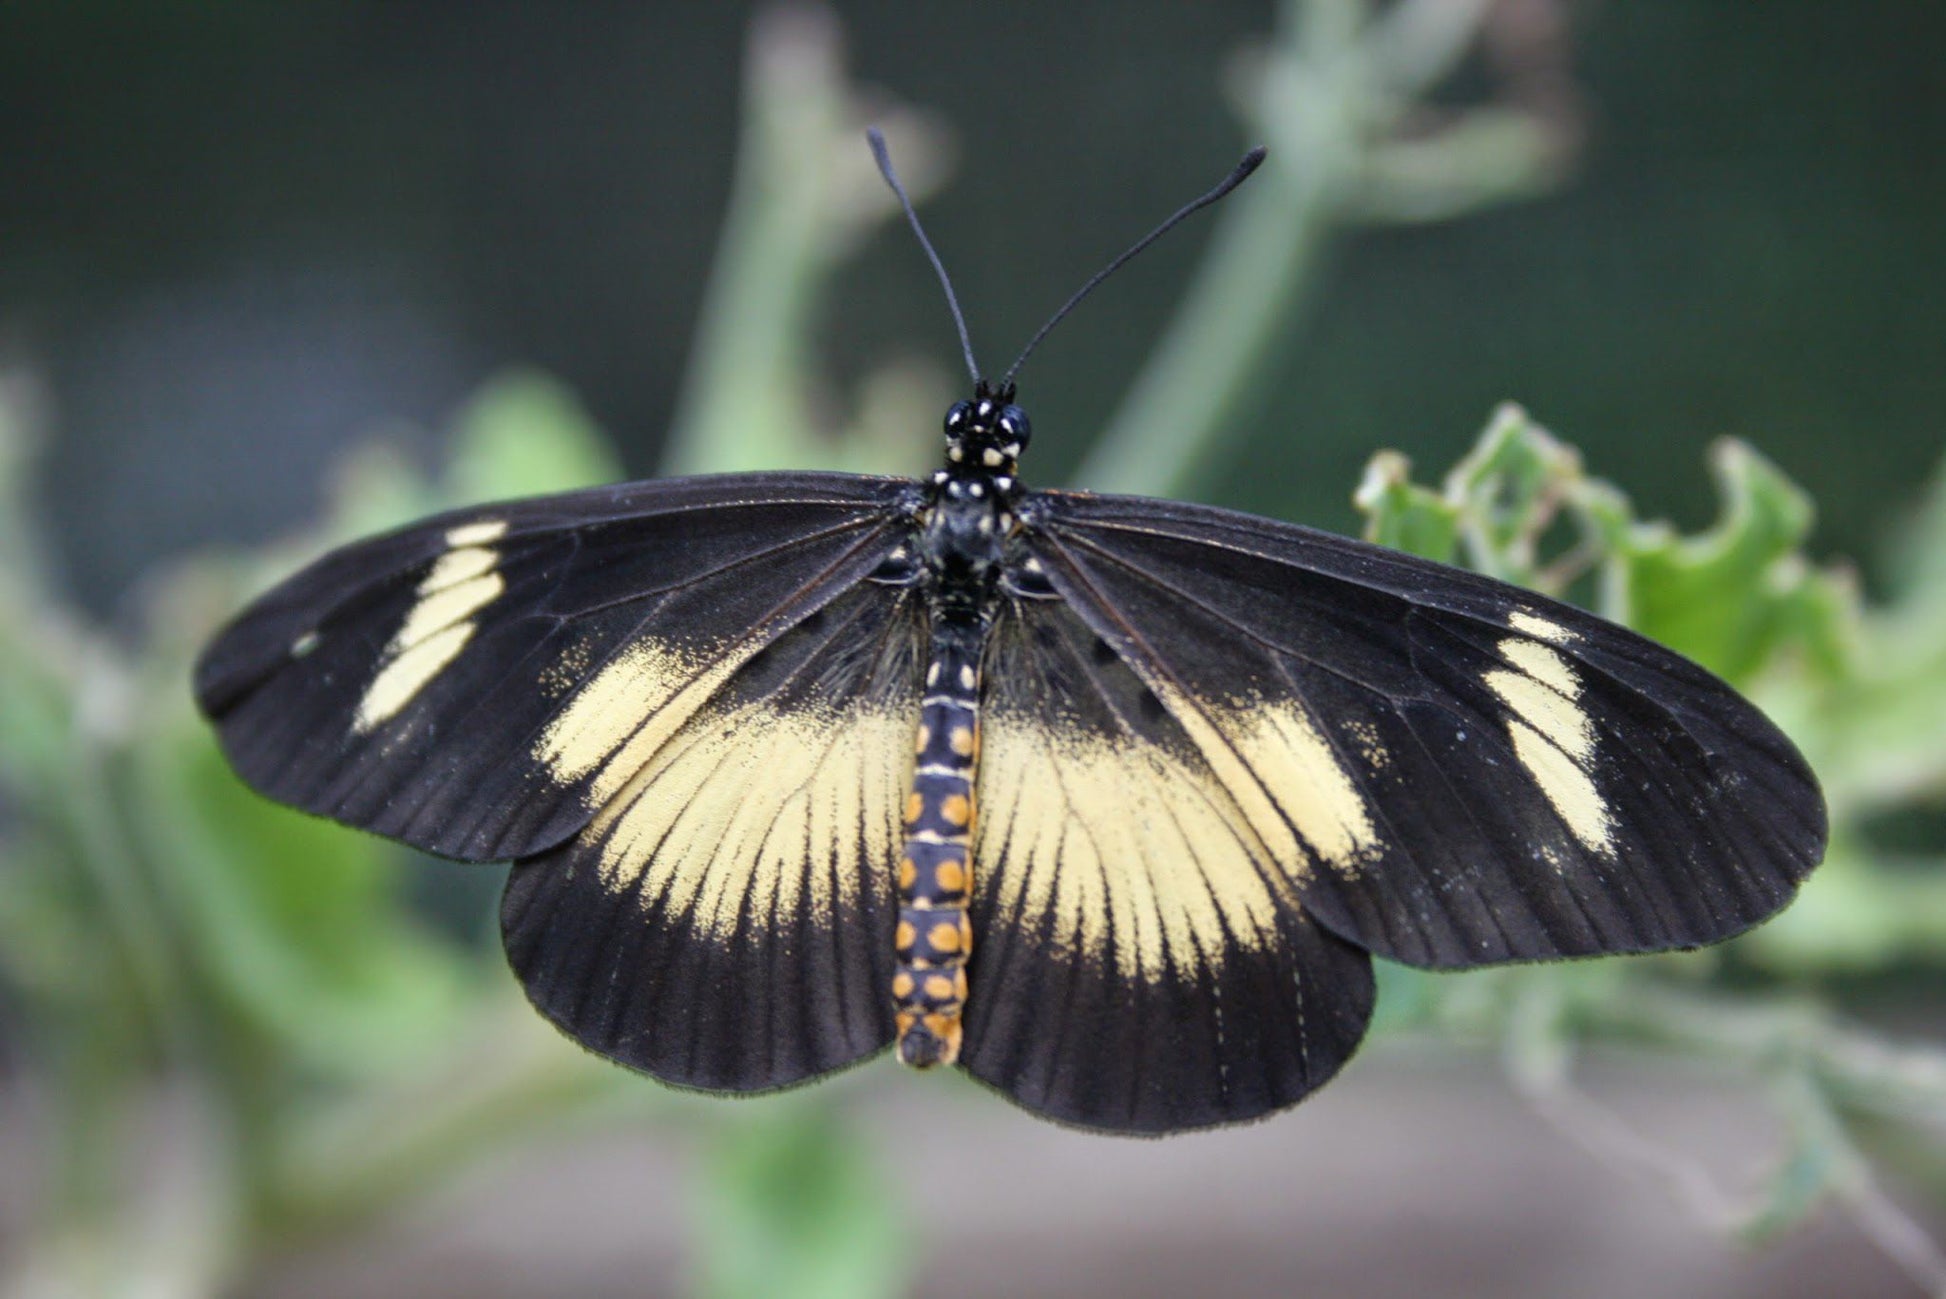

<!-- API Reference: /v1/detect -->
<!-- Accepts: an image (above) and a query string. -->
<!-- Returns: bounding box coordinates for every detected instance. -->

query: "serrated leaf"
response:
[1443,403,1582,583]
[1604,440,1852,683]
[1355,449,1459,561]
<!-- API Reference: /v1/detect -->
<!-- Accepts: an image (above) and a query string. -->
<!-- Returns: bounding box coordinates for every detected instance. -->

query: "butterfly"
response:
[194,134,1826,1134]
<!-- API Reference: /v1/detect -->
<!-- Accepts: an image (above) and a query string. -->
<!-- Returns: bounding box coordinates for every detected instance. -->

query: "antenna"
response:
[868,127,981,386]
[999,146,1266,390]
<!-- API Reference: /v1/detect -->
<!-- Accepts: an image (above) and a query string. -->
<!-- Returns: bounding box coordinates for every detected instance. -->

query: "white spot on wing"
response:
[352,527,509,732]
[1484,637,1614,851]
[1509,610,1573,644]
[445,519,508,548]
[355,623,476,731]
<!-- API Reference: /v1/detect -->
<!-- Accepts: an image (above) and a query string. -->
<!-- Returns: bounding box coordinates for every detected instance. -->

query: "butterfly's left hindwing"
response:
[1017,489,1826,970]
[195,472,915,862]
[962,597,1375,1134]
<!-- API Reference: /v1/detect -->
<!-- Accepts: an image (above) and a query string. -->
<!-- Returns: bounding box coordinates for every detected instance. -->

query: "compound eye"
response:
[999,406,1032,449]
[944,401,973,434]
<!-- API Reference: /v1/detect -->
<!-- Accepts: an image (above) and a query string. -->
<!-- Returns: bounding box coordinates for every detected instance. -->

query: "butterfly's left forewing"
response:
[195,472,917,862]
[199,470,930,1092]
[1017,489,1826,971]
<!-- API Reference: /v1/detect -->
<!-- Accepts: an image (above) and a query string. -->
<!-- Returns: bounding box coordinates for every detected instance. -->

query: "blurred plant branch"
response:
[658,6,948,480]
[1075,0,1581,497]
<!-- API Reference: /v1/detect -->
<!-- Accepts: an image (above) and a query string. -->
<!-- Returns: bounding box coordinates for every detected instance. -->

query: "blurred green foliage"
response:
[2,3,1942,1297]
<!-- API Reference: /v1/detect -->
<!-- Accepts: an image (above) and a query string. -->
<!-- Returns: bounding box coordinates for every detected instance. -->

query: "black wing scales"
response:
[195,472,915,862]
[1020,490,1826,970]
[962,596,1375,1133]
[502,579,928,1091]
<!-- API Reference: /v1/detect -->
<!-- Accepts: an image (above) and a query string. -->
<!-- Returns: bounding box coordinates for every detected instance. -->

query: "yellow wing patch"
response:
[1484,636,1615,851]
[1508,610,1573,645]
[535,635,759,803]
[580,692,912,944]
[354,519,508,732]
[976,710,1292,985]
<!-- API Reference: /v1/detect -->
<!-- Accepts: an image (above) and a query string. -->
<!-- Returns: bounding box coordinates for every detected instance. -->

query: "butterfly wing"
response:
[502,578,927,1091]
[195,471,918,862]
[1015,489,1826,970]
[961,596,1375,1134]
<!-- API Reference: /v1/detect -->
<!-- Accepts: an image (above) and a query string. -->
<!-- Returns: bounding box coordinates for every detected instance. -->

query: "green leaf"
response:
[1441,403,1582,585]
[447,369,622,504]
[1600,439,1854,684]
[1353,449,1459,562]
[693,1106,908,1299]
[134,715,473,1074]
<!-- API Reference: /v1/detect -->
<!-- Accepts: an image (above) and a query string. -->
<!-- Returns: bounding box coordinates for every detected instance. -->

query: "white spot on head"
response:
[968,483,984,498]
[994,476,1014,492]
[948,445,963,462]
[982,447,1004,467]
[1003,442,1021,458]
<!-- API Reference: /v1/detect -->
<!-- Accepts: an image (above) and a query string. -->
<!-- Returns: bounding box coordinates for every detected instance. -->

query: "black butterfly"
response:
[195,137,1825,1135]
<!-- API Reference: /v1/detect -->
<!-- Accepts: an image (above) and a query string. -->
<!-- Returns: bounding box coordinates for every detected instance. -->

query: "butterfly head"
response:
[944,380,1031,478]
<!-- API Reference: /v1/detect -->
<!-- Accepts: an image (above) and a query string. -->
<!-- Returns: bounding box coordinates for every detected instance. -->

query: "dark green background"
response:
[3,2,1940,605]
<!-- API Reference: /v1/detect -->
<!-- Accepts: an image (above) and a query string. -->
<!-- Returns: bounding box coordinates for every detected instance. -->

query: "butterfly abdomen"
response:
[893,623,983,1068]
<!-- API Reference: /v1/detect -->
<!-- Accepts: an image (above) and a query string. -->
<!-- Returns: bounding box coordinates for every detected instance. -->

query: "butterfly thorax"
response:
[917,387,1029,608]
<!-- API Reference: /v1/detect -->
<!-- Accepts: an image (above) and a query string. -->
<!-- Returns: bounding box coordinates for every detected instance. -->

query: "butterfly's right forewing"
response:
[1019,488,1825,971]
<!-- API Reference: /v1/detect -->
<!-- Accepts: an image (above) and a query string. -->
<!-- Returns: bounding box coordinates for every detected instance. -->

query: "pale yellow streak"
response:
[392,572,504,653]
[535,639,755,803]
[1485,637,1614,851]
[1509,611,1573,644]
[1230,704,1381,875]
[418,544,498,593]
[352,536,506,731]
[588,701,910,943]
[354,623,475,731]
[977,715,1286,984]
[1499,639,1578,697]
[1143,685,1307,876]
[1506,719,1611,850]
[445,519,508,547]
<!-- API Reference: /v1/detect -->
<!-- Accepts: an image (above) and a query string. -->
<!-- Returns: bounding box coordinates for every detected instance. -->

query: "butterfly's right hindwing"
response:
[195,472,917,862]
